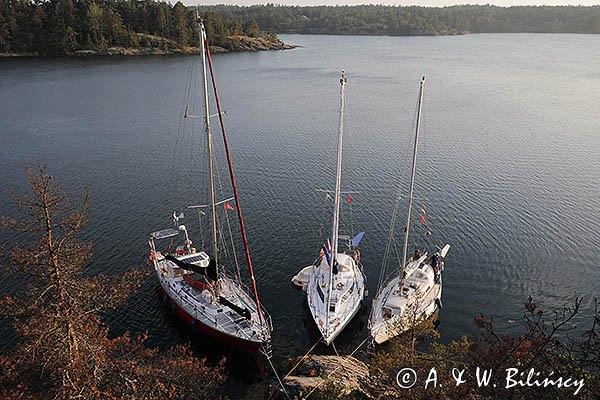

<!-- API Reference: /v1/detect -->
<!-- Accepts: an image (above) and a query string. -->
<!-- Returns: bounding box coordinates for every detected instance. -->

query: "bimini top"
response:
[151,228,180,240]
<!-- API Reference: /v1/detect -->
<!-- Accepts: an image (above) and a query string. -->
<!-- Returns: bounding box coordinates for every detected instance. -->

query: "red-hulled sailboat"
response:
[148,14,272,354]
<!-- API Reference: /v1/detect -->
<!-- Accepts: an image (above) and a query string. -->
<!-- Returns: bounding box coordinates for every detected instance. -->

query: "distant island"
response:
[201,4,600,36]
[0,0,293,57]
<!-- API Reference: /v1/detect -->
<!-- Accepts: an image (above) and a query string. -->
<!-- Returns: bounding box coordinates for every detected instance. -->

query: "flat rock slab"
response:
[278,355,369,398]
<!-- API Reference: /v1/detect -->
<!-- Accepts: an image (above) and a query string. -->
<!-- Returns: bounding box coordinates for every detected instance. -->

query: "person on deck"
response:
[413,249,421,261]
[430,252,441,283]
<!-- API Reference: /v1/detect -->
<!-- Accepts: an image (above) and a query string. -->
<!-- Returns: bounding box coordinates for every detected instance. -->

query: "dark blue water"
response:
[1,33,599,389]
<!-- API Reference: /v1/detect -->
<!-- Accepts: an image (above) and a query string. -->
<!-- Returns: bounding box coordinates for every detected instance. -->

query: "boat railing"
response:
[163,279,268,341]
[260,307,273,332]
[164,283,240,335]
[222,274,273,333]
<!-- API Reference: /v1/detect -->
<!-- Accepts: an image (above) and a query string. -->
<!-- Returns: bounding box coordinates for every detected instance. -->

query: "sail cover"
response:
[219,296,251,320]
[152,229,180,240]
[165,254,219,281]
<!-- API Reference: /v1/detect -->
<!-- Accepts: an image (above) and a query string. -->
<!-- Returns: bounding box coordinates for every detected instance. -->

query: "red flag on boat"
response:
[420,215,427,225]
[224,202,234,210]
[348,195,353,203]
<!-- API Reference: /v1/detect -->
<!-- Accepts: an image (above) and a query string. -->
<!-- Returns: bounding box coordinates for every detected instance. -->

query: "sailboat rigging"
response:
[147,14,272,354]
[368,77,450,345]
[292,72,367,345]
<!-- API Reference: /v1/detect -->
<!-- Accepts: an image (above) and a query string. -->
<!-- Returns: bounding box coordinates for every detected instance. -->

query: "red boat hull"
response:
[160,287,263,353]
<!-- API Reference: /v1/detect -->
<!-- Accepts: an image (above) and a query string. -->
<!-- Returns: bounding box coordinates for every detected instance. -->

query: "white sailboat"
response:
[369,77,450,345]
[147,15,272,354]
[292,72,366,345]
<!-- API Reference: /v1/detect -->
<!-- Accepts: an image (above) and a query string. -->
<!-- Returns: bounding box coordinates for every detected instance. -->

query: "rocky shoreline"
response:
[269,355,371,399]
[0,34,296,58]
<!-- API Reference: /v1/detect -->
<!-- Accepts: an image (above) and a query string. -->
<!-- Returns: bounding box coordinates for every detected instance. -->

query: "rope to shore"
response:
[263,348,291,400]
[332,341,340,357]
[303,336,370,399]
[282,338,322,381]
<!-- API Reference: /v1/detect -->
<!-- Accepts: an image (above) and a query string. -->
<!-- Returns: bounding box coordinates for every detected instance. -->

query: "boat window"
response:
[383,307,393,319]
[317,284,325,303]
[341,283,354,302]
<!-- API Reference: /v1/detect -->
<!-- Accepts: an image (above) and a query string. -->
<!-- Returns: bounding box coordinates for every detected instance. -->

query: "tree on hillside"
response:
[50,0,78,54]
[0,165,226,399]
[243,18,260,37]
[172,1,190,46]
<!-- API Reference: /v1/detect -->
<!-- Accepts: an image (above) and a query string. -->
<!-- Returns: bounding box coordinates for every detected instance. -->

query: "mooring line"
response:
[304,337,369,399]
[332,341,340,357]
[264,350,291,400]
[282,338,322,381]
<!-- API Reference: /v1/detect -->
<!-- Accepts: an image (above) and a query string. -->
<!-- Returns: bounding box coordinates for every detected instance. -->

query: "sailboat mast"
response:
[198,15,219,271]
[400,77,426,274]
[326,71,347,332]
[203,36,265,324]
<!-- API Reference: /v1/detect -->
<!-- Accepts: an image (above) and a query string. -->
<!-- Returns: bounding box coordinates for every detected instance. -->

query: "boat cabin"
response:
[382,254,435,319]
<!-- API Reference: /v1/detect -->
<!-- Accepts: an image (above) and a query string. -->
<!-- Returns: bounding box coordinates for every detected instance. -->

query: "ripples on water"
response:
[1,34,599,389]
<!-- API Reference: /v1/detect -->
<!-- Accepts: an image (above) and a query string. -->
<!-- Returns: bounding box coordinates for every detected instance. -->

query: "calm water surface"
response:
[1,33,599,391]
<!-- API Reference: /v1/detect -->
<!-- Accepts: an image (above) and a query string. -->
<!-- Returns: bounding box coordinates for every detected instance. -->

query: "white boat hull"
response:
[304,253,365,345]
[369,258,442,345]
[291,265,314,291]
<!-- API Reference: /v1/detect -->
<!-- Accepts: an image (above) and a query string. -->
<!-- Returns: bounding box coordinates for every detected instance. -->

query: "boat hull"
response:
[320,298,362,345]
[160,286,263,353]
[370,275,442,345]
[304,254,366,345]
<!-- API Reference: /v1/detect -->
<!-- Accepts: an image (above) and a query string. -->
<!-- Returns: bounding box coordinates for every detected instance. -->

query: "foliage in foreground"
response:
[0,165,225,399]
[365,297,600,399]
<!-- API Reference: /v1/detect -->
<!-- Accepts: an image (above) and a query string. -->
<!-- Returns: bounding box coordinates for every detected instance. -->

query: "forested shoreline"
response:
[202,4,600,36]
[2,3,600,57]
[0,0,289,56]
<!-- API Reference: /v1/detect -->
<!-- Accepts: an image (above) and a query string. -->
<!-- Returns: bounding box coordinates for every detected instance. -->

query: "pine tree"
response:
[0,165,226,399]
